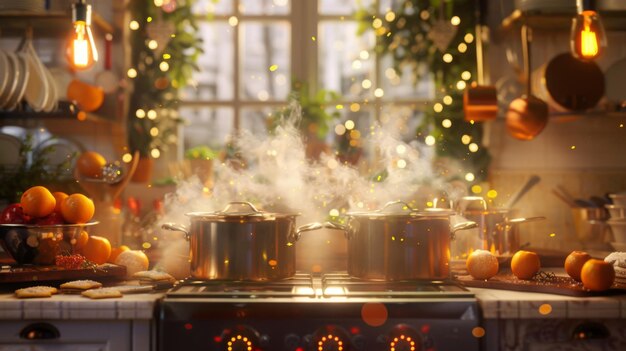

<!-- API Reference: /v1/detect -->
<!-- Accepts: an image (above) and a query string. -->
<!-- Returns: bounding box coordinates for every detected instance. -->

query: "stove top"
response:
[160,273,481,351]
[167,272,474,299]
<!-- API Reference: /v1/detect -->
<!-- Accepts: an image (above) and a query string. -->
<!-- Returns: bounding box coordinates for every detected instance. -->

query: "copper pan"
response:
[463,0,497,122]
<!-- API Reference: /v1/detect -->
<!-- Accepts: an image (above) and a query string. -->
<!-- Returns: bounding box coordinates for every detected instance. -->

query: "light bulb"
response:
[570,10,606,60]
[67,0,98,70]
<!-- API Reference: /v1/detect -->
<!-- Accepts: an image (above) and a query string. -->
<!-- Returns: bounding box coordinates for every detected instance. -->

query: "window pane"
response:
[192,0,233,15]
[319,21,375,99]
[240,0,290,15]
[380,105,424,141]
[379,56,435,100]
[241,108,274,136]
[330,107,374,163]
[180,22,235,101]
[319,0,374,15]
[181,107,234,149]
[240,21,291,101]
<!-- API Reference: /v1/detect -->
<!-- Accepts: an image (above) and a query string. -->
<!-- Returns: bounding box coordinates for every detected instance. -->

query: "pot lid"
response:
[185,201,296,221]
[347,201,456,218]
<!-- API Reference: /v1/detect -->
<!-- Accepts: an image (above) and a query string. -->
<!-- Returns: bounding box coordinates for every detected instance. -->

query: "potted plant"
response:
[127,0,202,182]
[270,81,341,160]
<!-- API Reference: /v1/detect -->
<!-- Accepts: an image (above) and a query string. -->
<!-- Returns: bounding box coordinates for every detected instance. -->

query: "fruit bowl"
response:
[0,222,98,265]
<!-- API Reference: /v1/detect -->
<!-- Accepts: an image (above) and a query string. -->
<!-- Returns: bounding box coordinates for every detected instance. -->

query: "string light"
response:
[461,135,471,144]
[122,153,133,163]
[458,42,468,53]
[443,53,453,63]
[361,79,372,89]
[135,109,146,118]
[147,109,157,119]
[350,103,360,112]
[442,119,452,128]
[151,148,161,158]
[456,80,467,90]
[465,173,475,182]
[385,11,396,22]
[425,135,436,146]
[374,88,384,97]
[469,143,479,152]
[159,61,169,71]
[228,16,238,26]
[464,33,474,43]
[127,68,137,78]
[461,71,472,80]
[443,95,453,105]
[433,103,443,112]
[148,40,158,50]
[359,50,370,59]
[345,120,355,130]
[129,20,139,30]
[372,18,383,29]
[451,16,461,26]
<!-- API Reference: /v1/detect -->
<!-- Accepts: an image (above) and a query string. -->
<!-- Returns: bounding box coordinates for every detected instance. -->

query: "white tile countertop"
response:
[470,287,626,320]
[0,291,164,320]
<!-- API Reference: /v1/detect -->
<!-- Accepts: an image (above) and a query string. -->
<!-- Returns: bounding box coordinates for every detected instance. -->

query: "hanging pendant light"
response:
[66,0,99,70]
[570,0,607,60]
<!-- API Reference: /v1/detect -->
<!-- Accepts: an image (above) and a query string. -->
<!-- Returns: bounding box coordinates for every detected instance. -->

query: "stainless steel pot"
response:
[459,209,544,257]
[297,201,476,281]
[162,201,303,281]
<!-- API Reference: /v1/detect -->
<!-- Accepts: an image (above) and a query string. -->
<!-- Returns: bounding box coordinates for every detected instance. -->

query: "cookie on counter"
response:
[132,270,175,282]
[15,286,58,299]
[81,288,123,299]
[59,280,103,294]
[604,252,626,285]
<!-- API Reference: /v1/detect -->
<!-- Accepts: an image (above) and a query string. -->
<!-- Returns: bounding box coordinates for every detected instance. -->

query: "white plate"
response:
[4,52,30,111]
[42,65,57,112]
[0,133,21,167]
[33,137,84,172]
[23,41,49,112]
[0,52,21,109]
[0,50,9,100]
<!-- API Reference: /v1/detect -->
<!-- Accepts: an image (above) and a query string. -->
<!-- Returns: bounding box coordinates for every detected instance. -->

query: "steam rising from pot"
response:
[156,101,468,276]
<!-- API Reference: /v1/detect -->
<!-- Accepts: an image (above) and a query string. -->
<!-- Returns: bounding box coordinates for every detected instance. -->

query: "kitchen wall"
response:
[485,5,626,252]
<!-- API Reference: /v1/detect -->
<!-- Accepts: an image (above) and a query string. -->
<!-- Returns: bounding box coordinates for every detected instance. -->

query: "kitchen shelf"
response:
[502,9,626,31]
[0,101,116,125]
[0,11,114,36]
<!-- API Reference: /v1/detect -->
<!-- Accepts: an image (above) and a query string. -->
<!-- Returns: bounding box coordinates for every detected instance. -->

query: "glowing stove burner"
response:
[226,334,253,351]
[387,324,422,351]
[313,325,351,351]
[317,333,345,351]
[389,334,417,351]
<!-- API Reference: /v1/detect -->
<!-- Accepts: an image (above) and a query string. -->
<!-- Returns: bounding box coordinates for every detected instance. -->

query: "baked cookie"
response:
[15,286,58,299]
[132,270,175,282]
[81,288,123,299]
[60,280,103,294]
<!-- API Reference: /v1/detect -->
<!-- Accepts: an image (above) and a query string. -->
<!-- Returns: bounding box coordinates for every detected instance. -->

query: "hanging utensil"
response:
[95,33,118,94]
[463,0,498,122]
[505,24,548,141]
[504,174,541,209]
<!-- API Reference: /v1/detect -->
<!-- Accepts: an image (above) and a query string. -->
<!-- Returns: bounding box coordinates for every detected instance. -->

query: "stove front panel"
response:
[159,299,481,351]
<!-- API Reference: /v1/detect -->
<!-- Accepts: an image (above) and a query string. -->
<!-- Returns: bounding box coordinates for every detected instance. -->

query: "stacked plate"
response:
[0,35,58,112]
[607,193,626,251]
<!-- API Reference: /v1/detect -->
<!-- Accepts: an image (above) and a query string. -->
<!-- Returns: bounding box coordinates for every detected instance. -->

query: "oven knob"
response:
[284,334,300,348]
[311,325,351,351]
[220,325,261,351]
[386,324,422,351]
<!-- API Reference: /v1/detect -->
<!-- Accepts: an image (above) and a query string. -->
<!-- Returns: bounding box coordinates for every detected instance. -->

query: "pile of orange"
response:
[20,186,95,224]
[564,250,615,291]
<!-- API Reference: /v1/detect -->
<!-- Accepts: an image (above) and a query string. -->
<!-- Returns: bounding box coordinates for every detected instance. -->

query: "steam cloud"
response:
[155,102,468,276]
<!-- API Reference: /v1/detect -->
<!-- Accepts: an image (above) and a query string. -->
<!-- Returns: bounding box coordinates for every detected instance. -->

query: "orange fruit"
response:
[60,194,95,224]
[114,250,149,276]
[20,186,56,218]
[564,251,592,282]
[108,245,130,263]
[581,259,615,291]
[72,230,90,251]
[76,151,107,178]
[466,249,499,280]
[52,192,68,214]
[511,250,541,280]
[81,235,111,264]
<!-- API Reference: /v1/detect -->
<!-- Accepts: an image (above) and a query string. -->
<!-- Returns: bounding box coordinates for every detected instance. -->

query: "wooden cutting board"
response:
[0,263,127,284]
[456,271,626,297]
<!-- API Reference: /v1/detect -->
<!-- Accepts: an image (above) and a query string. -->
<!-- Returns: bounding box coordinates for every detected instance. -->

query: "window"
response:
[180,0,434,151]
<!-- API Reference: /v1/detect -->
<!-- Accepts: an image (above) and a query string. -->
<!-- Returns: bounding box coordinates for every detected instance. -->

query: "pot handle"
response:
[499,216,546,227]
[450,221,477,240]
[161,223,190,241]
[293,222,347,241]
[221,201,261,214]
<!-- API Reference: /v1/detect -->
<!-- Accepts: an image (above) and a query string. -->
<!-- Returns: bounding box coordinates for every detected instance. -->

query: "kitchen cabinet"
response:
[0,320,150,351]
[0,292,160,351]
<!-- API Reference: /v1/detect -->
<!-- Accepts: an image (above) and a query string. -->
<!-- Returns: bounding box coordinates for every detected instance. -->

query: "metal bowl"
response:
[0,222,98,265]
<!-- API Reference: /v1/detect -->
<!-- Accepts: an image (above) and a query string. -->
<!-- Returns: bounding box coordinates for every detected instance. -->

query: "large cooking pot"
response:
[162,201,304,281]
[297,201,476,281]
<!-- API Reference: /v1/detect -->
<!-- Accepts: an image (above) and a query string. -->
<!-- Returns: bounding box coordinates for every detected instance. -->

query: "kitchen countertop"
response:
[0,289,164,320]
[470,287,626,320]
[1,282,625,321]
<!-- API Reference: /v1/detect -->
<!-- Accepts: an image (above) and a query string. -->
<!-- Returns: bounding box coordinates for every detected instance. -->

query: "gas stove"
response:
[158,273,481,351]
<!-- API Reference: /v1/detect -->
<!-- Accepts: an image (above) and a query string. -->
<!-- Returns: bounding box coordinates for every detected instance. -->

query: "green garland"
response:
[127,0,202,157]
[358,0,491,183]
